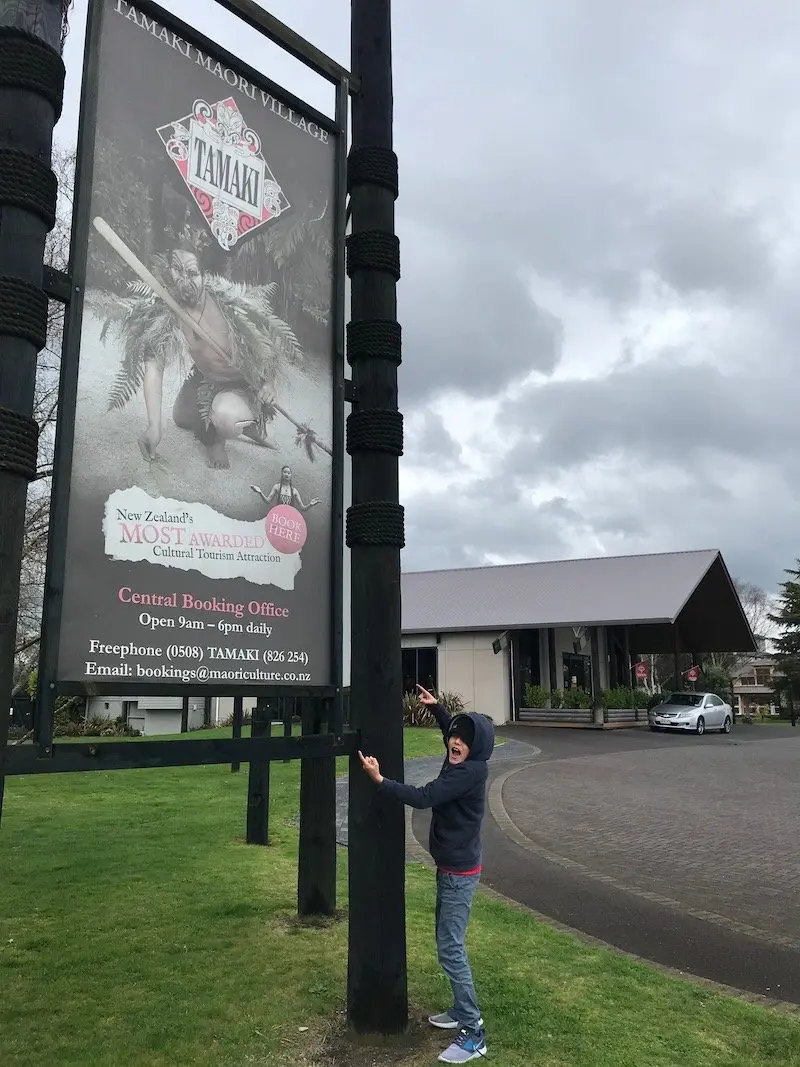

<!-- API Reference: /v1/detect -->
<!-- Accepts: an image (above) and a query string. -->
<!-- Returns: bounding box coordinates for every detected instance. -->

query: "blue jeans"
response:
[435,870,482,1031]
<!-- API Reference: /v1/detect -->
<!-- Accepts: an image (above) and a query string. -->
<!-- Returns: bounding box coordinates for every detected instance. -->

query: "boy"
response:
[358,683,495,1064]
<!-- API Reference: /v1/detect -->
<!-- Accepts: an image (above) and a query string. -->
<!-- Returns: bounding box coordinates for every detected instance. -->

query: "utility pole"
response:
[346,0,408,1034]
[0,0,69,822]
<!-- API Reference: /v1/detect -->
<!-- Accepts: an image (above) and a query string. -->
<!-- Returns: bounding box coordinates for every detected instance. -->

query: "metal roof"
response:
[401,549,757,654]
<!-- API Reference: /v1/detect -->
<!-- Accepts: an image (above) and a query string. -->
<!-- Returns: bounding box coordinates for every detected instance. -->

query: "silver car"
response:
[648,692,733,735]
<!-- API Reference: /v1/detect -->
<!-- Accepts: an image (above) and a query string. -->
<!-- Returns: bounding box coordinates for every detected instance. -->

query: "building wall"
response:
[86,696,125,721]
[215,696,259,722]
[86,694,208,735]
[402,631,512,725]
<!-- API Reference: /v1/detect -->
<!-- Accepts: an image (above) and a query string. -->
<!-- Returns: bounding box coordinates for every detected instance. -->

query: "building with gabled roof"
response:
[400,548,756,726]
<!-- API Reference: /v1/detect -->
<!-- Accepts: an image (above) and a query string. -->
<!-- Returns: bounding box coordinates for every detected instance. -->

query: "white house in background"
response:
[86,694,228,735]
[730,655,782,718]
[400,549,757,727]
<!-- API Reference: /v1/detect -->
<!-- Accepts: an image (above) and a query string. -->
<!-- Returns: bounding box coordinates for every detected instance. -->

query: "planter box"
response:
[518,707,645,727]
[519,707,593,725]
[605,708,643,723]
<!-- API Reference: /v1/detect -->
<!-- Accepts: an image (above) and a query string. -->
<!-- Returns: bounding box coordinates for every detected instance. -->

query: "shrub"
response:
[437,690,467,716]
[402,689,467,727]
[523,684,549,709]
[602,686,634,709]
[403,692,435,727]
[563,687,593,709]
[220,710,253,726]
[53,714,140,738]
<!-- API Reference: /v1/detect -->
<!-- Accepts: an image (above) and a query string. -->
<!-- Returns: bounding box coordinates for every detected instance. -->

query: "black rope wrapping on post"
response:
[0,277,48,350]
[0,28,66,119]
[0,149,58,230]
[346,320,402,366]
[346,501,405,548]
[346,231,400,280]
[347,146,399,199]
[346,409,404,456]
[0,406,39,481]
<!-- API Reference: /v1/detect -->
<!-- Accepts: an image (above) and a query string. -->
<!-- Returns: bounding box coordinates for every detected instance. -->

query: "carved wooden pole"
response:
[346,0,408,1034]
[0,0,69,823]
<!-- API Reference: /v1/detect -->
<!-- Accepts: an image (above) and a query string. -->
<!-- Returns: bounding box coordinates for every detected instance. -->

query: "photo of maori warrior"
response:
[250,468,321,512]
[92,217,331,470]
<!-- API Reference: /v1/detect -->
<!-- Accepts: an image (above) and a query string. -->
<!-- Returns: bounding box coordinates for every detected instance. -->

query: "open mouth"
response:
[449,744,463,759]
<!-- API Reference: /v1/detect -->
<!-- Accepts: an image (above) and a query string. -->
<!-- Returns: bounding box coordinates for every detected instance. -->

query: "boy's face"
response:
[448,733,470,765]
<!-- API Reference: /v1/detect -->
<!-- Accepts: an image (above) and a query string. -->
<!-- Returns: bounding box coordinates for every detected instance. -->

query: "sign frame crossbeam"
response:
[212,0,359,94]
[2,729,359,777]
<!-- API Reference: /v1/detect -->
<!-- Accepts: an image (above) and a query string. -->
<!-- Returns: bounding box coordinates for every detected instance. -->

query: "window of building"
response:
[563,652,592,693]
[402,646,438,694]
[516,630,541,690]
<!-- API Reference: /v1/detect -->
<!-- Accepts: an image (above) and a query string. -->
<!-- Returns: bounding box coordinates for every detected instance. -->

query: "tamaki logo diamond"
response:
[157,97,290,251]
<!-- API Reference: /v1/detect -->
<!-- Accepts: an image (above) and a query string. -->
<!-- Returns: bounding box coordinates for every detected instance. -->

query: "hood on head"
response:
[448,713,495,762]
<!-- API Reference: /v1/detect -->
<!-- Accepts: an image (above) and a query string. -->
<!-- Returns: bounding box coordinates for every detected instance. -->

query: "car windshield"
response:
[664,693,703,707]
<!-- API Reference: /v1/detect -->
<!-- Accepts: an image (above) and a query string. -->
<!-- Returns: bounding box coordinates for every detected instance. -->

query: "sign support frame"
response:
[34,0,348,760]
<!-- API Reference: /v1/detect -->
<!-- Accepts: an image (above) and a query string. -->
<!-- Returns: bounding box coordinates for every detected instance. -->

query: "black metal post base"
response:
[298,697,337,917]
[246,696,272,845]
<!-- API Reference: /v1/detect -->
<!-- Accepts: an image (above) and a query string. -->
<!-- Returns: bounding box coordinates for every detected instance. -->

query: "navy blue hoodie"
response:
[377,704,496,872]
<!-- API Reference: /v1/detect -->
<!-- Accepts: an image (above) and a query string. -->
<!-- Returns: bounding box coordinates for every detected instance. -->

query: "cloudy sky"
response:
[58,0,800,593]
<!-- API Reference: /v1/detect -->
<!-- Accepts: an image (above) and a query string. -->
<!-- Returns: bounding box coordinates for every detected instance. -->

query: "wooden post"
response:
[246,696,271,846]
[180,696,189,733]
[590,626,605,724]
[298,696,337,917]
[282,695,293,764]
[547,628,558,703]
[0,3,67,824]
[624,626,637,721]
[346,0,408,1033]
[231,695,243,773]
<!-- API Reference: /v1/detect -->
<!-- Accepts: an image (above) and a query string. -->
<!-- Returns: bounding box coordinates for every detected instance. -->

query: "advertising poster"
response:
[56,0,337,690]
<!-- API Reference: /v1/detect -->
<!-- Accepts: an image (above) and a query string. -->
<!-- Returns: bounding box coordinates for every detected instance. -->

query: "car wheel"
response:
[649,725,658,732]
[722,714,732,734]
[696,715,705,735]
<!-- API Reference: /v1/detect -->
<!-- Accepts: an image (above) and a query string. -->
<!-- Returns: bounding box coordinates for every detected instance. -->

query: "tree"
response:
[735,579,773,646]
[768,562,800,696]
[12,146,75,691]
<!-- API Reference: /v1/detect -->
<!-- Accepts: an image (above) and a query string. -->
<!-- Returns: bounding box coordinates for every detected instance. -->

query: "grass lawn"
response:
[1,743,798,1066]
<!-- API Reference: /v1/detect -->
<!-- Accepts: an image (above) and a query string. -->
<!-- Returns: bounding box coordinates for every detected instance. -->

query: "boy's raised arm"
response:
[416,684,451,738]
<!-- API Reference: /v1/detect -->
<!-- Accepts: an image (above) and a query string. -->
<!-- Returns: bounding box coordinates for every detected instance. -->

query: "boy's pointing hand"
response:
[358,750,383,784]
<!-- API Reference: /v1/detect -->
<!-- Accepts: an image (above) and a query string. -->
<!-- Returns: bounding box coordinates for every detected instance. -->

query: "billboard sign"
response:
[52,0,338,692]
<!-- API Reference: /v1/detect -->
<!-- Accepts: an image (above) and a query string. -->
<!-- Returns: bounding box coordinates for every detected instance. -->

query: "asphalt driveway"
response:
[410,724,800,1004]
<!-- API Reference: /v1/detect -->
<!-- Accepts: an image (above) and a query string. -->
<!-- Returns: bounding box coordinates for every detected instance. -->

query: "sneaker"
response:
[438,1027,488,1063]
[428,1012,484,1031]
